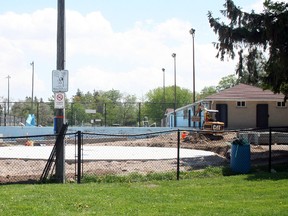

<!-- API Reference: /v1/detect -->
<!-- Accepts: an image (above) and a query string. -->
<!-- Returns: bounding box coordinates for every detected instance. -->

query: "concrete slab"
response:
[0,145,215,161]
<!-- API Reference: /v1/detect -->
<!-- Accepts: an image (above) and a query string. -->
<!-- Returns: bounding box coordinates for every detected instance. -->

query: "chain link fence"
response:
[0,102,25,126]
[0,101,54,127]
[0,101,183,127]
[238,127,288,170]
[0,127,287,184]
[79,130,234,179]
[0,132,78,184]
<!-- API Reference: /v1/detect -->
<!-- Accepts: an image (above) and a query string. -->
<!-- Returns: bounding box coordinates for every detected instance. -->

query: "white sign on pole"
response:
[52,70,69,92]
[54,92,65,109]
[85,109,96,114]
[192,116,201,122]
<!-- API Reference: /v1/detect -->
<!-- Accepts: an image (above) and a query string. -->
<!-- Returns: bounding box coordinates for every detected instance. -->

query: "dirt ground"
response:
[0,131,286,184]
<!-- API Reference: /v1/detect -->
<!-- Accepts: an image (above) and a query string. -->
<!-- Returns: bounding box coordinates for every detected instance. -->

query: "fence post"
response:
[269,127,272,172]
[138,102,141,127]
[177,129,180,180]
[77,131,82,183]
[4,102,6,126]
[104,103,107,127]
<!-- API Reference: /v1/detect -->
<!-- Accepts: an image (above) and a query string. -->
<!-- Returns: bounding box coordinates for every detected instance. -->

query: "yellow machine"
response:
[202,109,225,134]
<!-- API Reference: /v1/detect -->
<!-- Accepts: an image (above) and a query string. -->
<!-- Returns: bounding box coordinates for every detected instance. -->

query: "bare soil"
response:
[0,131,286,184]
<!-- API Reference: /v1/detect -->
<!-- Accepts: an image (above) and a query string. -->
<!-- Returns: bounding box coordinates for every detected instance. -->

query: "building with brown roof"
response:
[203,83,287,129]
[164,83,287,129]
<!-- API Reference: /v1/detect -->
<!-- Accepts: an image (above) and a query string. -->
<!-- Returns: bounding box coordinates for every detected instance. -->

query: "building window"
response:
[277,101,286,108]
[183,109,188,119]
[236,101,246,107]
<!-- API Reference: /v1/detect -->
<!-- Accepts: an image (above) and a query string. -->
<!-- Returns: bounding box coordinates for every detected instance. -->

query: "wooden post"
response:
[55,0,65,183]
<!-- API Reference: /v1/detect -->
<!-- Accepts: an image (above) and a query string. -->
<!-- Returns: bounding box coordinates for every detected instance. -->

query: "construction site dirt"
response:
[1,131,287,184]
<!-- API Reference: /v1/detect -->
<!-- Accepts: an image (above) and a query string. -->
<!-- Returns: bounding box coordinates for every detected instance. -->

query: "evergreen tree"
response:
[208,0,288,100]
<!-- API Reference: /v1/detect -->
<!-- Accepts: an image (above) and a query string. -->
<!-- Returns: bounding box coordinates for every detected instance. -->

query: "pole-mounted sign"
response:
[54,92,65,109]
[52,70,69,92]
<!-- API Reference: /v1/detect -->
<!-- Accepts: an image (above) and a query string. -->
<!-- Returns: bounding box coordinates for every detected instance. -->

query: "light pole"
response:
[162,68,166,127]
[6,75,11,115]
[30,61,34,112]
[189,28,196,127]
[162,68,166,109]
[172,53,176,127]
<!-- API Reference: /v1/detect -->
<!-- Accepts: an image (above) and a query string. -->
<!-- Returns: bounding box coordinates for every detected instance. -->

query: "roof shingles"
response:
[204,84,284,101]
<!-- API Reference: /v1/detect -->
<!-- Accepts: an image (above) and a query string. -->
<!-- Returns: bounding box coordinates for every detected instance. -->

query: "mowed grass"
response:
[0,167,287,216]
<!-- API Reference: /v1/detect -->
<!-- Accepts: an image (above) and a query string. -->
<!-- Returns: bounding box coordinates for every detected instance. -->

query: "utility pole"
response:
[30,61,34,112]
[189,28,196,128]
[162,68,166,108]
[162,68,166,126]
[55,0,66,183]
[6,75,11,115]
[172,53,177,127]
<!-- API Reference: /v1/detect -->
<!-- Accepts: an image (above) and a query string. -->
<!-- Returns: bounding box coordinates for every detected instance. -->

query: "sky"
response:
[0,0,276,102]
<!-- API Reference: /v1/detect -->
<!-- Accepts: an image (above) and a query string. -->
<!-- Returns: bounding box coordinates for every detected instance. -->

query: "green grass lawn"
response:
[0,167,287,216]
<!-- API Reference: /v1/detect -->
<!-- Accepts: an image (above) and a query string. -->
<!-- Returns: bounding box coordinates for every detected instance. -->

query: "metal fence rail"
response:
[0,127,287,184]
[0,133,58,184]
[238,127,288,171]
[80,130,181,179]
[0,130,78,184]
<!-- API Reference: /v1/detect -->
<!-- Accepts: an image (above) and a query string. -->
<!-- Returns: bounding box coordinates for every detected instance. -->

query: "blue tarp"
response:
[26,114,36,126]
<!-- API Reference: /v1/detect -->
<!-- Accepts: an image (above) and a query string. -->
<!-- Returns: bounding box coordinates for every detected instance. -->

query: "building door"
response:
[170,115,174,127]
[188,110,191,127]
[216,104,228,128]
[256,104,269,128]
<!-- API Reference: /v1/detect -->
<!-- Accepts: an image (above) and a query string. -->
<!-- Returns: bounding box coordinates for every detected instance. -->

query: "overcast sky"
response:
[0,0,276,102]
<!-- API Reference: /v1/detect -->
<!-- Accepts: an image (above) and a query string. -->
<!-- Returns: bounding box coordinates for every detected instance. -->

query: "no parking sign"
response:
[54,92,65,109]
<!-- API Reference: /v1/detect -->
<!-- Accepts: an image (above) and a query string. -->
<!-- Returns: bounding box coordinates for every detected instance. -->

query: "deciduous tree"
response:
[143,86,192,125]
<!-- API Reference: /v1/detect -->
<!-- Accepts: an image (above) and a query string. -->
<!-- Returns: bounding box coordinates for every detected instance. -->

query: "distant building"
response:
[164,84,288,129]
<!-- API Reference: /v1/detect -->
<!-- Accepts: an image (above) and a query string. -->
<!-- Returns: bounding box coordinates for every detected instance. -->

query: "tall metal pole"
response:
[162,68,166,127]
[55,0,65,183]
[162,68,165,110]
[190,28,196,127]
[6,75,11,115]
[172,53,177,127]
[30,61,34,112]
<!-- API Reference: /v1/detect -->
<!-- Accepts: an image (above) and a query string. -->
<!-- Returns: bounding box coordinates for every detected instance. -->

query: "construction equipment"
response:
[202,109,224,134]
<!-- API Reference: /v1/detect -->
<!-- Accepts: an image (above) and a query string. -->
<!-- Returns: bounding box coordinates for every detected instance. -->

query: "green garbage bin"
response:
[230,139,250,174]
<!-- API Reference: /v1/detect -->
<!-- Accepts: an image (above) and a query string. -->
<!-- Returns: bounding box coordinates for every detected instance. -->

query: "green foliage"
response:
[142,86,193,125]
[217,74,239,91]
[120,95,138,126]
[10,97,54,126]
[236,48,267,86]
[71,102,88,125]
[37,102,54,126]
[83,172,176,184]
[66,89,139,126]
[208,0,288,100]
[198,86,217,100]
[11,100,31,118]
[198,74,238,99]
